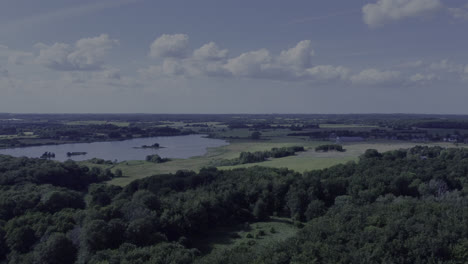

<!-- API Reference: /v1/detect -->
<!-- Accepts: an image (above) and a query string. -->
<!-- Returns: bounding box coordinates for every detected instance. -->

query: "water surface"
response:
[0,134,228,162]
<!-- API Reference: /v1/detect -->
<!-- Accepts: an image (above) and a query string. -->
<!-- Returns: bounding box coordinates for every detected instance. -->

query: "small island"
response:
[134,143,163,149]
[66,152,87,157]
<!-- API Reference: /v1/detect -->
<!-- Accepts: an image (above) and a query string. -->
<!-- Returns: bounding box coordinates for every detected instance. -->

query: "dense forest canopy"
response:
[0,145,468,263]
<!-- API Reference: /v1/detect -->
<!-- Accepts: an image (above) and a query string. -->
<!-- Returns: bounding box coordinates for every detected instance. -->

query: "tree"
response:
[115,169,123,178]
[82,219,125,252]
[34,233,77,264]
[253,199,268,220]
[40,190,85,213]
[251,131,262,140]
[0,227,7,260]
[5,226,36,253]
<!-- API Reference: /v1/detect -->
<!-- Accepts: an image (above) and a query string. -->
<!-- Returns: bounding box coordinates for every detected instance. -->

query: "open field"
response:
[193,217,298,257]
[218,141,461,172]
[64,120,130,127]
[319,124,379,129]
[104,138,327,186]
[99,135,463,186]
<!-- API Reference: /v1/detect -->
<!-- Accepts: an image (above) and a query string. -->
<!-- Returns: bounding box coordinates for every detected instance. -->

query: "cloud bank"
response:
[35,34,118,71]
[362,0,442,27]
[144,34,348,83]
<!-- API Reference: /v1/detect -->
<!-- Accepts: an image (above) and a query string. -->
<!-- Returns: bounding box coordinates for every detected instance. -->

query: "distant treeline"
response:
[216,146,305,166]
[288,128,458,142]
[0,123,191,148]
[315,144,345,152]
[414,121,468,129]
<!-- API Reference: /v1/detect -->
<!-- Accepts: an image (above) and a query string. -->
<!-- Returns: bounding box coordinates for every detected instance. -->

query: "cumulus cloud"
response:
[362,0,442,27]
[277,40,314,68]
[162,59,186,75]
[142,36,350,83]
[429,59,464,73]
[101,68,121,80]
[36,34,118,71]
[193,42,228,61]
[410,73,436,82]
[351,68,401,85]
[149,34,189,58]
[462,65,468,81]
[0,45,34,65]
[224,49,272,77]
[449,4,468,20]
[306,65,350,81]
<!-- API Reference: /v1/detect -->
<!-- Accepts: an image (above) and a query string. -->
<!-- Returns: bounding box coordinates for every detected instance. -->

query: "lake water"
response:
[0,134,229,162]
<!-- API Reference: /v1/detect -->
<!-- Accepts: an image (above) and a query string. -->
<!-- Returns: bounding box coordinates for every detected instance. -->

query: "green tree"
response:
[5,226,36,253]
[115,169,123,178]
[253,199,268,220]
[34,233,77,264]
[250,131,262,140]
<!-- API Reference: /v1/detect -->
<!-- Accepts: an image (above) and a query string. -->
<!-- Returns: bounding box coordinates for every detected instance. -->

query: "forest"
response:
[1,145,468,263]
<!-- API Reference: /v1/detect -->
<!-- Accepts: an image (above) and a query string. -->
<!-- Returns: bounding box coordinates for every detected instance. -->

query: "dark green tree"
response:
[34,233,77,264]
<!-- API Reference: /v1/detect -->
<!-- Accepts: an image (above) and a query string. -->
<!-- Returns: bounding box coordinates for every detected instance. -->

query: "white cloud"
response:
[162,59,186,75]
[449,4,468,20]
[306,65,350,81]
[278,40,314,68]
[101,68,121,80]
[220,41,317,80]
[193,42,228,61]
[0,45,34,65]
[410,73,436,82]
[224,49,272,77]
[138,65,163,78]
[362,0,442,27]
[149,34,189,58]
[429,59,464,73]
[0,67,8,78]
[60,67,138,89]
[36,34,118,71]
[351,68,401,85]
[143,38,349,83]
[462,65,468,81]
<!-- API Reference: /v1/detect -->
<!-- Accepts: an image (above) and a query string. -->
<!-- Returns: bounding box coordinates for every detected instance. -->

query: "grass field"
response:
[0,133,37,139]
[193,217,298,257]
[102,138,325,186]
[101,135,462,186]
[218,141,460,172]
[72,125,466,186]
[65,121,130,127]
[319,124,379,129]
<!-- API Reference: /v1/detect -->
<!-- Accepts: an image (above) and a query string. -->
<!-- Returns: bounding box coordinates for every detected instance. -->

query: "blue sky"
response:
[1,0,468,113]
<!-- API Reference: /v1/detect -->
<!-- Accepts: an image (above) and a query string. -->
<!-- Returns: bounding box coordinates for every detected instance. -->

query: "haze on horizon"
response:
[1,0,468,114]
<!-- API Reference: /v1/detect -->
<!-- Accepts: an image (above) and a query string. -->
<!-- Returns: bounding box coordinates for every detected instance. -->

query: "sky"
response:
[0,0,468,114]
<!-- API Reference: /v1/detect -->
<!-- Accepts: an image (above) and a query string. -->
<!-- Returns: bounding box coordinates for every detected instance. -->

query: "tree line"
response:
[215,146,305,166]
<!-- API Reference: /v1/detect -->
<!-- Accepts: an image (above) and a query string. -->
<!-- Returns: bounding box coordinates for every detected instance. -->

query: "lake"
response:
[0,134,229,162]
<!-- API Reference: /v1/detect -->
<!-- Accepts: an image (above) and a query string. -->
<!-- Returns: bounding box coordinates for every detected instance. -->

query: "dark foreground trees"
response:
[2,146,468,263]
